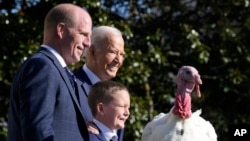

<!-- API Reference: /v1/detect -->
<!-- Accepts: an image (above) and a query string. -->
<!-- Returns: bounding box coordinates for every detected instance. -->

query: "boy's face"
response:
[102,89,130,130]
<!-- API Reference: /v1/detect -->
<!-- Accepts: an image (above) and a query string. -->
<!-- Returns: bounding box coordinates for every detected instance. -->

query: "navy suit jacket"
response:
[7,47,89,141]
[74,67,124,141]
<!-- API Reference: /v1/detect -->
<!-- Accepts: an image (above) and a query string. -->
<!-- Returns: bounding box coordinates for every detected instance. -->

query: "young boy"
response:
[88,81,130,141]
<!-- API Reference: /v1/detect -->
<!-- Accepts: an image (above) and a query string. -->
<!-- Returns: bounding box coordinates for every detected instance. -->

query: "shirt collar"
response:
[93,119,117,141]
[41,45,67,67]
[83,64,101,85]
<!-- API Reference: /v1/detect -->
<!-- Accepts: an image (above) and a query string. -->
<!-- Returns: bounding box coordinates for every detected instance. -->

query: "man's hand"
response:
[87,122,99,135]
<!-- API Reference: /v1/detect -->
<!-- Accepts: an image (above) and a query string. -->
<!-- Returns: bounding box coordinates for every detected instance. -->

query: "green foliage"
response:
[1,0,250,141]
[0,126,7,141]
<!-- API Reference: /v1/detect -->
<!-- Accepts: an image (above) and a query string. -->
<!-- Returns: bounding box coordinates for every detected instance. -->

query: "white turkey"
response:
[141,66,217,141]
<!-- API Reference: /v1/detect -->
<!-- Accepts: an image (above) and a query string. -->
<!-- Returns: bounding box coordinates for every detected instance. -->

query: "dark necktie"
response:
[64,67,80,105]
[110,135,118,141]
[64,67,76,89]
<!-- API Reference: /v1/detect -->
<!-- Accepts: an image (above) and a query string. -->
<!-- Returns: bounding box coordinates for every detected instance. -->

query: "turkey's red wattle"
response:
[172,93,191,119]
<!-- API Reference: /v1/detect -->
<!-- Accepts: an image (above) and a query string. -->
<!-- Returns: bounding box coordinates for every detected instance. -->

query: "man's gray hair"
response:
[83,26,122,57]
[91,25,122,48]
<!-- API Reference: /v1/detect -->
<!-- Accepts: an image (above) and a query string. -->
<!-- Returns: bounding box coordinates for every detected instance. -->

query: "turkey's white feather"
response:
[141,109,217,141]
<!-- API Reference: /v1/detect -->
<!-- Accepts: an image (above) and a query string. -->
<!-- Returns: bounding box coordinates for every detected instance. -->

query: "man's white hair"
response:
[83,26,122,57]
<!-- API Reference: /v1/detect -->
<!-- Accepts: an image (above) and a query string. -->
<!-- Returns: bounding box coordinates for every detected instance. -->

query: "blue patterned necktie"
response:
[64,67,81,105]
[64,67,76,89]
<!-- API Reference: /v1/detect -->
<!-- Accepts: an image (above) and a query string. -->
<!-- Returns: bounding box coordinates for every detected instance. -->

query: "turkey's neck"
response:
[172,91,192,119]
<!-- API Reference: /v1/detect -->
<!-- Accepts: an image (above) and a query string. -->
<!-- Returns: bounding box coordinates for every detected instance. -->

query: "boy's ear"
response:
[97,103,105,115]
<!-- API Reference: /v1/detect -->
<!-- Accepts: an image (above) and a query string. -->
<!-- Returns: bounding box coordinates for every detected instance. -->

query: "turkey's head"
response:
[176,66,202,97]
[173,66,202,118]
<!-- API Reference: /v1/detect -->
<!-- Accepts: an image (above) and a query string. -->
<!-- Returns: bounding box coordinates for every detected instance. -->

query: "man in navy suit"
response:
[74,26,125,141]
[7,3,92,141]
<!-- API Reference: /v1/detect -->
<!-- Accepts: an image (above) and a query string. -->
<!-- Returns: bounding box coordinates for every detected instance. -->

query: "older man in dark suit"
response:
[74,26,125,141]
[7,3,92,141]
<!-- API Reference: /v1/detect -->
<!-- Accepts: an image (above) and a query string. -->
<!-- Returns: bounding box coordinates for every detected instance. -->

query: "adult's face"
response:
[61,10,92,64]
[92,34,125,80]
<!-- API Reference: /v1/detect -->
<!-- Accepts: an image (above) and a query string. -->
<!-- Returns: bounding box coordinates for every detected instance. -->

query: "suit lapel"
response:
[38,48,82,112]
[74,67,92,85]
[91,121,107,141]
[74,67,96,121]
[117,129,124,141]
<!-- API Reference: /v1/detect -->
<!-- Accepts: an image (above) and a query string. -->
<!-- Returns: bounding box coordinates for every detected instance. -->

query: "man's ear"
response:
[89,45,96,56]
[57,23,66,39]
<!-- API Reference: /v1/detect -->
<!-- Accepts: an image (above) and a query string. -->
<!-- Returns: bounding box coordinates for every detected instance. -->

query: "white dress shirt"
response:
[41,45,66,67]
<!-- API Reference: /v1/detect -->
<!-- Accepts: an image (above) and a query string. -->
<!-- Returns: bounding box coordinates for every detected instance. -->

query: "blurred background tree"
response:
[1,0,250,141]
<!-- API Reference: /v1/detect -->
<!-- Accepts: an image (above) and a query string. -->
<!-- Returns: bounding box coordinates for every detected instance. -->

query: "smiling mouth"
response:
[119,117,127,121]
[77,46,83,51]
[109,67,117,71]
[108,65,118,70]
[76,47,84,55]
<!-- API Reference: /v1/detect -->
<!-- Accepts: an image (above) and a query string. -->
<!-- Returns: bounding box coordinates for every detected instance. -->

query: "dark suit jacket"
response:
[74,67,124,141]
[7,47,89,141]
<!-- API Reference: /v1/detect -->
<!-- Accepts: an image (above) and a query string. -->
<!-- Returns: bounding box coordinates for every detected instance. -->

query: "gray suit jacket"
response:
[7,47,89,141]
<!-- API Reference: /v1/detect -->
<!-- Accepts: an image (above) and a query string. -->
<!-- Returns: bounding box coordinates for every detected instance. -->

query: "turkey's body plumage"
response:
[141,109,217,141]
